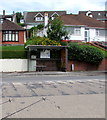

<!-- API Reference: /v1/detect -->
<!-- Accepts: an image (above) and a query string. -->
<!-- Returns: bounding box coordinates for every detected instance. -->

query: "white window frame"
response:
[35,13,44,21]
[3,31,19,42]
[74,27,81,36]
[51,12,59,20]
[96,29,106,37]
[35,17,43,21]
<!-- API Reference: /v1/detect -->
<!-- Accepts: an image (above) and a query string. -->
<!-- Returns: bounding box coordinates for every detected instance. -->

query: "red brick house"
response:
[0,16,26,45]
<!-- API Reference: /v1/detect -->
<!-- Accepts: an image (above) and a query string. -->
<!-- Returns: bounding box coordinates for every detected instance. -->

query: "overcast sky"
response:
[0,0,106,15]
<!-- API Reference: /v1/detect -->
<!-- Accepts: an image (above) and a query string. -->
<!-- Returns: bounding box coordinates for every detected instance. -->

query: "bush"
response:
[0,46,27,59]
[25,36,61,46]
[1,50,27,59]
[68,43,104,64]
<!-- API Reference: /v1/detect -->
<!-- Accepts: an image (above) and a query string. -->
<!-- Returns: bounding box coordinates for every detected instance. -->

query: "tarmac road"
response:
[0,71,106,118]
[1,71,106,83]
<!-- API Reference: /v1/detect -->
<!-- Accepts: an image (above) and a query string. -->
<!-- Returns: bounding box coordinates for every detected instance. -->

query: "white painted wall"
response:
[89,29,105,42]
[67,27,105,42]
[68,27,85,41]
[0,59,28,72]
[89,29,96,41]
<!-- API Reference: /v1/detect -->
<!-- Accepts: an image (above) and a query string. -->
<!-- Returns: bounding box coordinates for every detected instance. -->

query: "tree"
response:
[47,17,68,42]
[29,24,44,38]
[16,12,23,23]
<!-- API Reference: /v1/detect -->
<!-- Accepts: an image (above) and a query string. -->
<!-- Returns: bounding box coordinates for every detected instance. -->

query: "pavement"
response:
[1,70,107,76]
[0,71,106,119]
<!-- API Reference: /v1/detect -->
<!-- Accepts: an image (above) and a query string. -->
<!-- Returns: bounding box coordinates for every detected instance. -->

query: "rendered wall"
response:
[0,59,28,72]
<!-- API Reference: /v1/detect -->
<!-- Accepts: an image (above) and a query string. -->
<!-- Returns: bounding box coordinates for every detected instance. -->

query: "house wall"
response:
[89,28,105,41]
[89,29,96,41]
[0,59,28,72]
[2,31,25,45]
[68,27,84,41]
[67,58,107,71]
[68,27,105,42]
[0,31,2,44]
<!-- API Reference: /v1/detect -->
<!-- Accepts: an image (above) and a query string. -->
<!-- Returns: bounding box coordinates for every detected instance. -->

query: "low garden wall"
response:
[0,59,28,72]
[67,58,107,71]
[0,58,106,72]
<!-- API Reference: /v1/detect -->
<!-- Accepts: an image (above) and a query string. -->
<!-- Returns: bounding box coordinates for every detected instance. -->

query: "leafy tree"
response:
[47,17,68,42]
[37,24,44,30]
[29,24,44,37]
[16,12,23,23]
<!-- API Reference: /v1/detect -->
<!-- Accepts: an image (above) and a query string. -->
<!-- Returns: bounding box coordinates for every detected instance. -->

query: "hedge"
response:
[68,43,105,64]
[1,50,27,59]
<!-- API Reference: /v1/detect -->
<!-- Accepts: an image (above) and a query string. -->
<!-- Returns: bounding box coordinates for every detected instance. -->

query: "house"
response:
[24,11,67,29]
[61,14,106,42]
[23,10,106,42]
[78,10,107,23]
[0,15,26,45]
[1,10,16,22]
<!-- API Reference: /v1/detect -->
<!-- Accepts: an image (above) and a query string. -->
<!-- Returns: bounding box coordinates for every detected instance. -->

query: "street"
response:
[0,71,106,118]
[2,71,106,83]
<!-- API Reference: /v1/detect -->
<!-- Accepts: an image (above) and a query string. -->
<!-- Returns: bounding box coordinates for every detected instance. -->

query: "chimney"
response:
[44,12,48,27]
[3,10,5,15]
[13,11,15,14]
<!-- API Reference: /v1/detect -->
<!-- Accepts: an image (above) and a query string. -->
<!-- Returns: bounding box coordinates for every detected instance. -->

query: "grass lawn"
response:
[0,46,27,59]
[0,46,25,51]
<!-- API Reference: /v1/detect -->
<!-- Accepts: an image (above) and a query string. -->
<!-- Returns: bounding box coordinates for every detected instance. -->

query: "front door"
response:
[85,29,90,42]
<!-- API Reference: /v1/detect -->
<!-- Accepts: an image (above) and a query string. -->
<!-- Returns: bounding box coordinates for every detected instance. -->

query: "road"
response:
[1,72,106,83]
[1,72,105,97]
[1,72,106,118]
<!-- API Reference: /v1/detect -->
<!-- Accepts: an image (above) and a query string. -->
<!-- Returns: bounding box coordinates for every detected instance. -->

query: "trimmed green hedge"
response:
[68,43,105,64]
[0,46,27,59]
[1,50,27,59]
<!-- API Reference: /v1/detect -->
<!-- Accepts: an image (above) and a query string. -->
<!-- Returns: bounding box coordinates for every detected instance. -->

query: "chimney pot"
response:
[3,10,5,15]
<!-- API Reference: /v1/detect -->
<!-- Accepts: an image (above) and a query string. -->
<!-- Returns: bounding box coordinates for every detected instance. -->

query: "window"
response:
[35,17,43,21]
[51,17,55,20]
[51,12,59,20]
[3,31,19,41]
[65,27,81,35]
[65,26,74,35]
[98,13,101,16]
[74,27,81,35]
[96,29,106,37]
[0,18,3,23]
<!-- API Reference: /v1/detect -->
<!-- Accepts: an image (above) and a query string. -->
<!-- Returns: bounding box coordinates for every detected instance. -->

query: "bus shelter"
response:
[26,45,68,72]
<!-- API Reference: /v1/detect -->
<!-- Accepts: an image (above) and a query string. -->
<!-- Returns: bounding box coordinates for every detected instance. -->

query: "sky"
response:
[0,0,106,15]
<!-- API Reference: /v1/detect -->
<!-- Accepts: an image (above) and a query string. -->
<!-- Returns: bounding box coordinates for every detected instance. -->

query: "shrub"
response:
[68,43,104,64]
[25,36,61,46]
[1,50,27,59]
[0,46,27,59]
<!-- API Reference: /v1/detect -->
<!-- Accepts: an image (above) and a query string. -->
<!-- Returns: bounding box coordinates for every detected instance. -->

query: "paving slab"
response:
[2,94,105,118]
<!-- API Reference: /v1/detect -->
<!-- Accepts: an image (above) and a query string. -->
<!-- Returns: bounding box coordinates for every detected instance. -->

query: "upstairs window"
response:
[35,17,43,21]
[3,31,19,42]
[35,13,44,21]
[51,12,59,20]
[98,13,101,16]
